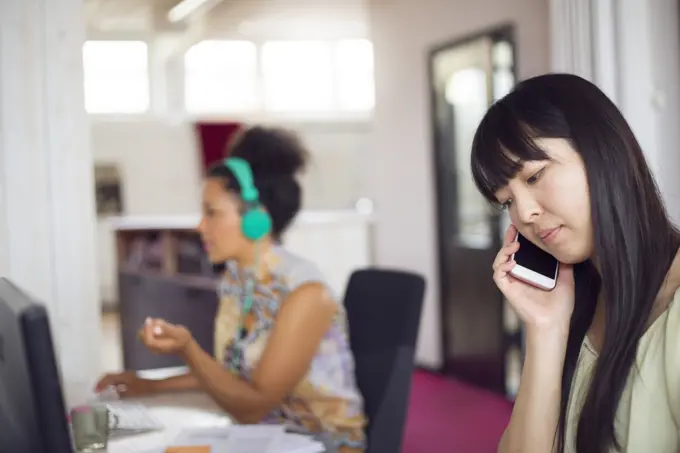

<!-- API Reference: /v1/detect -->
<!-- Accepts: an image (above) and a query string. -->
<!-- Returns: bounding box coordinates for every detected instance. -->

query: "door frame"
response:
[426,23,518,386]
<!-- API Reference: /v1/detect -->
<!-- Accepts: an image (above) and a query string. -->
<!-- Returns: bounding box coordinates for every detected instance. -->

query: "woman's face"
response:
[493,138,593,264]
[197,178,248,263]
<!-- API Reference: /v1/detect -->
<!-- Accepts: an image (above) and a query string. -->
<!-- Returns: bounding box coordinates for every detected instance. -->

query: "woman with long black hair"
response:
[471,73,680,453]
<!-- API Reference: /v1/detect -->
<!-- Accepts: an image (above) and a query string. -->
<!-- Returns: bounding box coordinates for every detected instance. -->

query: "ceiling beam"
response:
[167,0,224,23]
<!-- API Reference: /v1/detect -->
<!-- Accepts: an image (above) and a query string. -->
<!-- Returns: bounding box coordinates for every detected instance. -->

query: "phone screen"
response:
[515,233,558,278]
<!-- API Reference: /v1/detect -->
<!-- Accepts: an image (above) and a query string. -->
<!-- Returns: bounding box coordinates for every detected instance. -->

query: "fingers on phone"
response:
[494,259,515,276]
[499,260,516,273]
[494,261,516,290]
[503,224,517,246]
[492,241,519,271]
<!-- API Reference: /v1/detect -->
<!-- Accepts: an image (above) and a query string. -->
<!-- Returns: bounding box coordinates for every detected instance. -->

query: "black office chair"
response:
[343,268,426,453]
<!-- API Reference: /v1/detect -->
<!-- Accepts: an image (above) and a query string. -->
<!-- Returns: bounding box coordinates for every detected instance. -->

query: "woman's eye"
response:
[500,199,513,210]
[527,168,545,185]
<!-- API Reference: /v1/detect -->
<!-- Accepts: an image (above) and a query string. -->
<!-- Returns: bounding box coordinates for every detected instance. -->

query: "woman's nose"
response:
[197,217,206,233]
[514,193,542,224]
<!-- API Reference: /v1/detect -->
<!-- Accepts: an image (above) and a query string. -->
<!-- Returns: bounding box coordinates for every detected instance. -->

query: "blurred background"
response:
[2,0,680,452]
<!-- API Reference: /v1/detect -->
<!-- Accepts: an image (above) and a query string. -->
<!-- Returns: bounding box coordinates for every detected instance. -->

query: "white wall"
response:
[91,119,374,214]
[92,119,203,215]
[368,0,550,368]
[620,0,680,224]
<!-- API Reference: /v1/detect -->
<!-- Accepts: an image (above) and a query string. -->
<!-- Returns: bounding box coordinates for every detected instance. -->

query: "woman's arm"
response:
[150,282,337,423]
[499,327,569,453]
[95,369,201,398]
[150,372,201,393]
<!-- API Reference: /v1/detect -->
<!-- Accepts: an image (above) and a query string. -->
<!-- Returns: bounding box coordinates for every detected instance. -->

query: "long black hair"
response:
[470,73,680,452]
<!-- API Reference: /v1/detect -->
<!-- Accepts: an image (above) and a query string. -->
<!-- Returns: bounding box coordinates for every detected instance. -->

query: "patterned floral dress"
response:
[213,245,367,452]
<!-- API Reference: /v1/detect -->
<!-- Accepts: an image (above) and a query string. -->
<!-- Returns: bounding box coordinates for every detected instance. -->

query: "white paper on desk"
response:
[173,425,325,453]
[172,427,232,451]
[278,433,325,453]
[174,425,284,453]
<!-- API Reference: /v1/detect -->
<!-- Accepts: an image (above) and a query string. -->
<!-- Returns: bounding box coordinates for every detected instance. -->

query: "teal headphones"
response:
[223,157,269,370]
[223,157,273,241]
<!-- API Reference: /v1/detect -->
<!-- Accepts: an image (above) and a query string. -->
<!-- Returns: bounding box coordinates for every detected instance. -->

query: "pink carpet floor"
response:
[402,371,513,453]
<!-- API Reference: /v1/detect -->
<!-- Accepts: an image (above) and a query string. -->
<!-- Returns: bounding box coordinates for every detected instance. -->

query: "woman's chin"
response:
[554,251,590,266]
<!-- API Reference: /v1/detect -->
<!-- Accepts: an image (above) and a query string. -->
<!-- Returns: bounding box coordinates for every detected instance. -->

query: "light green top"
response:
[566,289,680,452]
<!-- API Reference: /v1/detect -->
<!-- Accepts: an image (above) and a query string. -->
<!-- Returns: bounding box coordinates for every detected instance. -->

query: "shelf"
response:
[119,267,217,290]
[108,210,374,231]
[114,224,219,370]
[116,227,213,279]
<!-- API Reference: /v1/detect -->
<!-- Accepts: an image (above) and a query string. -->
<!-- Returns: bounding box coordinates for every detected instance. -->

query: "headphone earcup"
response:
[241,208,273,241]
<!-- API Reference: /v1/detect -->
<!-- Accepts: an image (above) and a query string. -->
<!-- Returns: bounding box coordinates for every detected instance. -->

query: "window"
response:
[183,39,375,114]
[260,40,375,113]
[82,41,149,114]
[261,41,335,112]
[335,39,375,111]
[492,41,515,102]
[445,67,493,247]
[184,40,259,113]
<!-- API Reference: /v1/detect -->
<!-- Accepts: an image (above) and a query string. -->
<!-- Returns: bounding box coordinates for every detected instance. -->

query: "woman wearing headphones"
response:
[96,126,367,452]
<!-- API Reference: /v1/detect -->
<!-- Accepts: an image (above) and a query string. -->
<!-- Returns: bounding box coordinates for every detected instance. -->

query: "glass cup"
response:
[70,405,119,452]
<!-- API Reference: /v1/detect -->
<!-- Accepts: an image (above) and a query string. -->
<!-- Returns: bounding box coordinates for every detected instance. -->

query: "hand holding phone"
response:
[493,225,575,331]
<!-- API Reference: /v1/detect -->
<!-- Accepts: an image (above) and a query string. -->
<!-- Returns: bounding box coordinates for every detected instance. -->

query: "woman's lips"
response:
[539,226,562,244]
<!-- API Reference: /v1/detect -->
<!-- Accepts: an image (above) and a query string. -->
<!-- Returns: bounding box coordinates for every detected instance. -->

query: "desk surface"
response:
[65,368,230,453]
[67,368,335,453]
[105,391,231,453]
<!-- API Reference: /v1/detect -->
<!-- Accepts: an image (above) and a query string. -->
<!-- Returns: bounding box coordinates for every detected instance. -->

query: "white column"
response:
[549,0,594,79]
[591,0,619,102]
[0,0,101,390]
[549,0,618,103]
[643,0,680,225]
[615,0,659,174]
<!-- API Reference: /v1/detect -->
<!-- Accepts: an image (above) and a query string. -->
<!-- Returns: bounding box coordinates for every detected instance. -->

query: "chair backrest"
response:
[343,268,425,453]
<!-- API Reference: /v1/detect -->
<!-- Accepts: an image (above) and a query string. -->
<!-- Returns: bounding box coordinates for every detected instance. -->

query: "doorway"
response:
[428,25,521,395]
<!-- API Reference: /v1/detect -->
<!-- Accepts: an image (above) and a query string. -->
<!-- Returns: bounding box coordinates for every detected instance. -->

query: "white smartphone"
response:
[509,232,559,291]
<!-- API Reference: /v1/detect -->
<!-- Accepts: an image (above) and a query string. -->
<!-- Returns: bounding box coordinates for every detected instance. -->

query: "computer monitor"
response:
[0,278,73,453]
